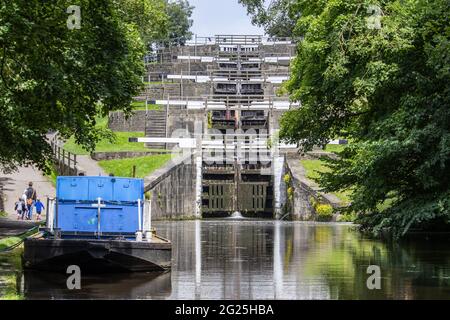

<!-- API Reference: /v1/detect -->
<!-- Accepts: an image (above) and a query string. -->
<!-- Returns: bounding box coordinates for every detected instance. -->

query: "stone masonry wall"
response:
[108,109,206,136]
[167,109,206,138]
[144,82,211,100]
[285,155,342,220]
[145,155,197,220]
[108,111,147,132]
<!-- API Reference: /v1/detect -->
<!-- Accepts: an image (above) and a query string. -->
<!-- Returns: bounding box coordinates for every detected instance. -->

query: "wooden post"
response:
[132,165,136,178]
[68,152,71,175]
[74,154,77,176]
[62,149,66,175]
[57,146,61,173]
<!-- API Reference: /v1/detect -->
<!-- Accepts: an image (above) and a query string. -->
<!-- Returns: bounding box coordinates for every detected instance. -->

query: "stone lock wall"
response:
[108,108,206,137]
[145,155,197,220]
[143,82,211,100]
[284,156,342,221]
[167,109,206,137]
[108,111,147,132]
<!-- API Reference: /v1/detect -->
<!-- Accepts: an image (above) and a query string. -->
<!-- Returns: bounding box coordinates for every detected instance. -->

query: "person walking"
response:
[14,198,26,220]
[25,182,37,220]
[21,192,28,220]
[34,198,45,221]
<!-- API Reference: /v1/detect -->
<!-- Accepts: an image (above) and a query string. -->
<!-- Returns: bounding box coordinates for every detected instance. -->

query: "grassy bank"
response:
[131,101,163,111]
[43,162,58,187]
[64,131,151,155]
[98,154,172,178]
[0,274,22,300]
[143,81,166,85]
[0,249,23,300]
[300,159,352,205]
[63,109,168,155]
[324,144,346,153]
[0,228,38,251]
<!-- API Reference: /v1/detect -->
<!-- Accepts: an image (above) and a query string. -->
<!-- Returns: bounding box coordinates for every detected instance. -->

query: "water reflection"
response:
[156,220,450,300]
[22,271,171,300]
[1,220,449,299]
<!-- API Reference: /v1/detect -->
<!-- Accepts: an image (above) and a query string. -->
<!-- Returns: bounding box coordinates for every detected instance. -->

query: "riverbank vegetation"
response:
[0,0,194,173]
[280,0,450,238]
[43,164,58,187]
[0,228,38,252]
[98,154,172,178]
[300,159,351,205]
[238,0,297,37]
[0,250,23,300]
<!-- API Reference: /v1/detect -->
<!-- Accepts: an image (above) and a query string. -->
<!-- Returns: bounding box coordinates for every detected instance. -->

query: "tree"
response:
[118,0,168,47]
[0,0,161,172]
[166,0,194,45]
[238,0,298,37]
[280,0,450,238]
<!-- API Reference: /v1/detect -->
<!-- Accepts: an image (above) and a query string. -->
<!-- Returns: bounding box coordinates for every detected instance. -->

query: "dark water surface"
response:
[1,220,449,299]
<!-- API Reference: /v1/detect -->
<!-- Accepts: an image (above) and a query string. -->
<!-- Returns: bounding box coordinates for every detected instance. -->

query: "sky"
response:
[188,0,265,36]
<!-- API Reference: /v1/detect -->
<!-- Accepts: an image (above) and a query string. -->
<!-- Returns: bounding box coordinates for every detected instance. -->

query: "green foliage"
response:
[287,186,295,201]
[118,0,169,46]
[324,144,346,154]
[166,0,194,45]
[281,0,450,238]
[131,101,163,110]
[276,84,289,97]
[337,212,358,222]
[0,0,155,173]
[283,173,292,184]
[0,228,38,251]
[43,162,58,187]
[267,131,280,149]
[301,159,352,205]
[238,0,298,37]
[0,274,23,300]
[98,154,172,178]
[309,195,334,221]
[0,251,24,300]
[207,111,213,129]
[315,203,334,222]
[301,159,329,181]
[64,131,151,155]
[0,211,7,218]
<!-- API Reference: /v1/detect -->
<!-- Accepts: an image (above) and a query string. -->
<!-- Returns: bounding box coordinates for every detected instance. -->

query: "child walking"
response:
[14,198,26,220]
[34,199,45,221]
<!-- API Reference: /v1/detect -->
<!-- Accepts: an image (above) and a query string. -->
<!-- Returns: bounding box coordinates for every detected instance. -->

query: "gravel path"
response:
[76,155,107,176]
[0,166,55,220]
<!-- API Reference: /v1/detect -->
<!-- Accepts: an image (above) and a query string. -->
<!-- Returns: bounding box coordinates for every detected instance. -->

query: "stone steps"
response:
[145,110,167,149]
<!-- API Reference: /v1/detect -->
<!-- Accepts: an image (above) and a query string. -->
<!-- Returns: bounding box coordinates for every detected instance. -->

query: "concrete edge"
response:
[144,153,193,192]
[286,157,343,208]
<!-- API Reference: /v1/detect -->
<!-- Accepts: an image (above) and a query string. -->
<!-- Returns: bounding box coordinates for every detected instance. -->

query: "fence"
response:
[49,135,78,176]
[0,184,4,213]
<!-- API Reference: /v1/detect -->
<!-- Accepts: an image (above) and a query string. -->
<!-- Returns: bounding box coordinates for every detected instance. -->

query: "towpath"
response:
[76,155,107,176]
[0,166,56,220]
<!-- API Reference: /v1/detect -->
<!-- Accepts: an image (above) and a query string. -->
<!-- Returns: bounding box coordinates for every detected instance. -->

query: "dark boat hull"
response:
[23,238,171,273]
[23,270,172,299]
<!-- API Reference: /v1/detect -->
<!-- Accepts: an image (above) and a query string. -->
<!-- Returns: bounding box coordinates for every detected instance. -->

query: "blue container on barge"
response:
[23,176,171,273]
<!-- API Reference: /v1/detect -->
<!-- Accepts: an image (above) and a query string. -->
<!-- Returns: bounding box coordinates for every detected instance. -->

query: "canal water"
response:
[1,220,449,299]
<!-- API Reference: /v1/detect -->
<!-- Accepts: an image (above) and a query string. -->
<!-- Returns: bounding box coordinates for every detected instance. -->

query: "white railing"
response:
[46,197,56,233]
[143,199,152,241]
